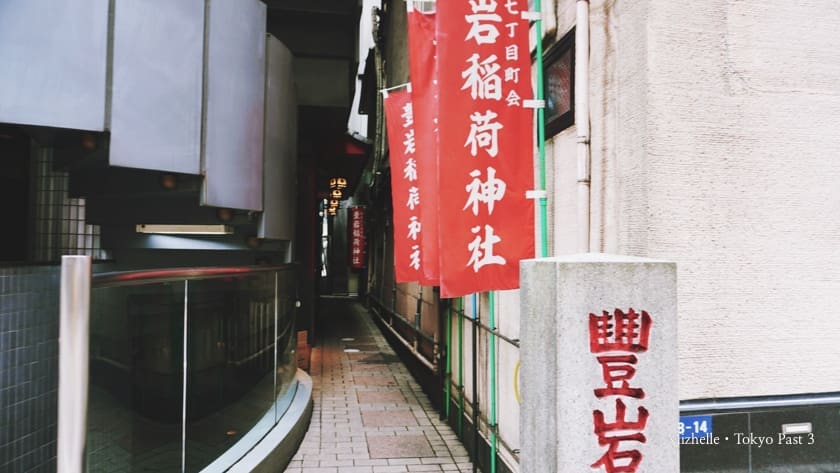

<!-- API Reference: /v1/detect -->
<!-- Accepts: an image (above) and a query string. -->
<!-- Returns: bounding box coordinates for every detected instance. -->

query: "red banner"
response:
[436,0,535,297]
[407,7,440,286]
[383,89,424,283]
[349,206,366,269]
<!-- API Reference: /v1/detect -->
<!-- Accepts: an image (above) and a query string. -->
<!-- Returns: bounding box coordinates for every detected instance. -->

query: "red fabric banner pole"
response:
[383,89,425,283]
[436,0,535,297]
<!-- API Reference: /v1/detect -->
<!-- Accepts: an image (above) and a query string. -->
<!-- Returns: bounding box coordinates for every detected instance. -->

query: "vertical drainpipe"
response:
[488,291,497,473]
[471,293,479,473]
[458,296,465,437]
[534,0,549,259]
[444,298,452,421]
[392,280,397,317]
[576,0,592,253]
[380,208,388,304]
[415,286,423,353]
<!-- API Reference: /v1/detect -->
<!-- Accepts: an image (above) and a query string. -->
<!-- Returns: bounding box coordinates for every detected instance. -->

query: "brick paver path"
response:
[285,298,474,473]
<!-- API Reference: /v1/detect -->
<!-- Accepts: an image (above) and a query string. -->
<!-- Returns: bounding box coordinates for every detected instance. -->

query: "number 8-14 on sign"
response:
[679,415,713,439]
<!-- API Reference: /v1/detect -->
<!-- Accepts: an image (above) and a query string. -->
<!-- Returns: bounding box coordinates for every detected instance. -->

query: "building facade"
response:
[363,0,840,471]
[0,1,364,471]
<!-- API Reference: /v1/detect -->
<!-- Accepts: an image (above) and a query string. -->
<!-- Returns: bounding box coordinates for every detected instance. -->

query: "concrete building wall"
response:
[375,2,839,471]
[644,0,840,399]
[548,0,840,400]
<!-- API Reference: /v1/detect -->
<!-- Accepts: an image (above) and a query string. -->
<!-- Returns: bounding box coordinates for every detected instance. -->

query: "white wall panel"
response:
[0,0,108,130]
[259,37,297,240]
[203,0,266,210]
[110,0,205,174]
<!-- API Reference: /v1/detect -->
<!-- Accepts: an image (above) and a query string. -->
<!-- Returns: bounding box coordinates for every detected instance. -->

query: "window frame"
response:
[543,29,575,139]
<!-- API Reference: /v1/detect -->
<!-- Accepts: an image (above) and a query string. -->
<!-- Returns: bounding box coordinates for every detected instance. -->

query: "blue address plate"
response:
[680,415,713,439]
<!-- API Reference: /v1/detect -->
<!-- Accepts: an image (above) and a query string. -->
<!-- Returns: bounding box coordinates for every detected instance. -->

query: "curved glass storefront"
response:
[85,266,299,472]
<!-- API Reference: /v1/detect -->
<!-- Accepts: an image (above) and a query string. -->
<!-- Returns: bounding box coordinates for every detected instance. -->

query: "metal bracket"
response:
[523,99,546,109]
[526,190,547,199]
[521,11,541,21]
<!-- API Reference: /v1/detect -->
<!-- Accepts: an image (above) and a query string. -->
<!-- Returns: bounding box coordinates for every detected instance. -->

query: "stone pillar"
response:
[520,253,678,472]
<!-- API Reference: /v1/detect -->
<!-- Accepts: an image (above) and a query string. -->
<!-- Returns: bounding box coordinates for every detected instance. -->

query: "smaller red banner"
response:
[349,206,366,269]
[407,9,440,286]
[384,89,425,283]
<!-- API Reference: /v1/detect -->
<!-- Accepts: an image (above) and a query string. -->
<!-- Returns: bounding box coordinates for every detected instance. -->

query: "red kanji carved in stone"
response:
[589,308,652,354]
[594,354,645,399]
[591,398,650,472]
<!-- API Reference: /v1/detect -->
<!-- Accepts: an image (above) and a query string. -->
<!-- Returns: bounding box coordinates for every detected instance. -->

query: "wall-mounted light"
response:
[136,224,233,235]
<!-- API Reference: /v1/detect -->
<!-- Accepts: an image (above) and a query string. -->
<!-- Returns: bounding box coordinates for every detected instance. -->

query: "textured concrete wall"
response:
[579,0,840,399]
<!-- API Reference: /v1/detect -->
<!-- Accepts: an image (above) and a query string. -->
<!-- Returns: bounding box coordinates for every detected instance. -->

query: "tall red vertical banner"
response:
[437,0,535,297]
[383,89,425,283]
[406,7,440,285]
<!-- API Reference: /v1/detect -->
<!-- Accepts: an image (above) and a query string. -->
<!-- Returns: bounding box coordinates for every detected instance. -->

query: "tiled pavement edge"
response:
[285,298,474,473]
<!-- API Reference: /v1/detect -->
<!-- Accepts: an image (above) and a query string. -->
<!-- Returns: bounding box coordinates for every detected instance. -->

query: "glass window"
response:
[544,30,575,138]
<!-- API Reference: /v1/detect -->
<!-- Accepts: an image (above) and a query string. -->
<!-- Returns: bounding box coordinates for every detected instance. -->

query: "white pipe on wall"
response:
[575,0,591,253]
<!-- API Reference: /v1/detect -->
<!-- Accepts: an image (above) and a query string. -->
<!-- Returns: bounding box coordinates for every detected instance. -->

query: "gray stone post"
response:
[520,254,678,472]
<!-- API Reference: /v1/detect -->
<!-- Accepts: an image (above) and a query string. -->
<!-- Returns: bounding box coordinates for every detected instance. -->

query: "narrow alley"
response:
[286,298,474,473]
[2,1,840,472]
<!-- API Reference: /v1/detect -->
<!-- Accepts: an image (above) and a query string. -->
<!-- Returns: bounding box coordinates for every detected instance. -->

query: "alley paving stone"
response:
[361,410,418,427]
[353,375,398,386]
[367,434,434,459]
[357,391,406,404]
[285,298,475,473]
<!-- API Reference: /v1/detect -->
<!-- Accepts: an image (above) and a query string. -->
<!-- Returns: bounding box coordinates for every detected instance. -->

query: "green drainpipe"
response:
[535,0,548,258]
[458,296,464,437]
[489,291,497,473]
[445,298,452,419]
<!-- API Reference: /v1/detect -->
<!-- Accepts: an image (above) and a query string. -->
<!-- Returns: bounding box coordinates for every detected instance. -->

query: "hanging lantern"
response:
[330,176,348,190]
[329,199,340,208]
[331,189,343,199]
[327,207,337,216]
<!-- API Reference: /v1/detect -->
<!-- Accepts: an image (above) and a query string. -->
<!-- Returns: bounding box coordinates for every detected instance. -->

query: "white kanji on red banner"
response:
[437,0,534,297]
[407,9,440,285]
[384,89,425,283]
